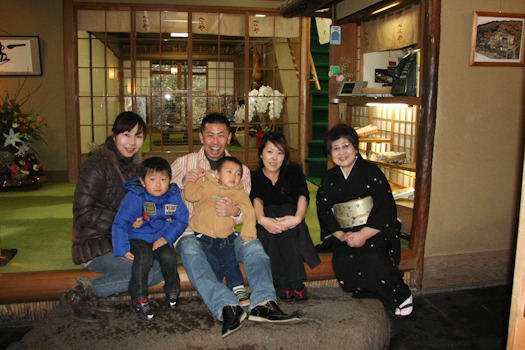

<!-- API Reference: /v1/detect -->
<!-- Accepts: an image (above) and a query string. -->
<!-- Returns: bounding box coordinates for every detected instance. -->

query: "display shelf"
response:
[357,136,390,143]
[370,160,416,172]
[330,96,421,106]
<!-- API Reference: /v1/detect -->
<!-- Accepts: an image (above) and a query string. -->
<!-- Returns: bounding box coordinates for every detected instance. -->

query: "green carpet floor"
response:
[0,182,322,274]
[0,183,80,273]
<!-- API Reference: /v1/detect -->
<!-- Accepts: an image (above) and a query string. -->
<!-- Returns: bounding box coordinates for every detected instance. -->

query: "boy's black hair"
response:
[141,157,172,179]
[200,112,230,133]
[217,156,243,175]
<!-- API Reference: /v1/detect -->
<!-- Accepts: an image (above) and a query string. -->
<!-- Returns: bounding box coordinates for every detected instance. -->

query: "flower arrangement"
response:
[234,86,285,124]
[1,87,47,157]
[329,57,355,83]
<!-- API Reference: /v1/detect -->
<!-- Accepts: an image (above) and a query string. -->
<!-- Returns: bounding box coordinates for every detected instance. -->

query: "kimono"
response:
[316,154,410,310]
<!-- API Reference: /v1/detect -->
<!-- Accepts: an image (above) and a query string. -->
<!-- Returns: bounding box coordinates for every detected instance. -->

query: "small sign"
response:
[330,26,341,45]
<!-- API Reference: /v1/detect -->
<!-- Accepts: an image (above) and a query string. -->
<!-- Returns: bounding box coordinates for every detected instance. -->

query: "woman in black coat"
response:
[60,111,164,322]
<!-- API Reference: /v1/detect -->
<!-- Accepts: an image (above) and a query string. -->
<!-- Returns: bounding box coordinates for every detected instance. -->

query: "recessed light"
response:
[170,32,189,37]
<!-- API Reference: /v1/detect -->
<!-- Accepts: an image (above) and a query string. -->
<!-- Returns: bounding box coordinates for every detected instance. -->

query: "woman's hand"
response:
[182,168,206,187]
[215,197,238,217]
[275,215,301,230]
[333,230,346,241]
[344,227,380,248]
[124,252,134,261]
[258,216,287,234]
[132,217,144,229]
[152,237,168,251]
[344,231,367,248]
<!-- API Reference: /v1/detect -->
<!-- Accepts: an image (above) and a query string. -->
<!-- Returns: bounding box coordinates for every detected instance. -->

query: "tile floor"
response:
[388,284,511,349]
[0,284,511,350]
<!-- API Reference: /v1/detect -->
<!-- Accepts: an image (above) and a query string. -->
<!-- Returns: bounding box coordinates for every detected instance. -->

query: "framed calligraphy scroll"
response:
[0,36,42,76]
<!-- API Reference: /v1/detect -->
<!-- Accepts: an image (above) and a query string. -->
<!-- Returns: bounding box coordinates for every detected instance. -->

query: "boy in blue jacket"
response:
[113,157,189,322]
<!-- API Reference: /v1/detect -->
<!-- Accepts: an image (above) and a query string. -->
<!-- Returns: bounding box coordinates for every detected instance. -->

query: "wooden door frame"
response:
[327,0,441,289]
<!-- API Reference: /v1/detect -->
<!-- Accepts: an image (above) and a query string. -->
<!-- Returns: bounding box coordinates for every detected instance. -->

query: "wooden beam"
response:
[410,0,441,290]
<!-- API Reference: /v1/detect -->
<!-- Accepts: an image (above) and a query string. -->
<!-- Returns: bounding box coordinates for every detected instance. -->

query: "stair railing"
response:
[309,51,321,92]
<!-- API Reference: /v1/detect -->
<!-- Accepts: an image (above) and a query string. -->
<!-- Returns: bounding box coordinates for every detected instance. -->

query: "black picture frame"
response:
[0,36,42,76]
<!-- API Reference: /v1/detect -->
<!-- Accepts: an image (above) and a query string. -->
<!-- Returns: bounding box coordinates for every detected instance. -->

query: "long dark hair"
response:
[258,132,290,196]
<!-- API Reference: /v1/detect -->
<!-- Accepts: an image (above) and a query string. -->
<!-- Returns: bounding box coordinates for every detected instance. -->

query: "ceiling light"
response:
[315,8,330,13]
[255,14,266,18]
[170,32,189,37]
[370,2,401,15]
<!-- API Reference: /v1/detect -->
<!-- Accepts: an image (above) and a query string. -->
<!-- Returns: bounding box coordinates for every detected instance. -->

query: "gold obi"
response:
[332,196,373,229]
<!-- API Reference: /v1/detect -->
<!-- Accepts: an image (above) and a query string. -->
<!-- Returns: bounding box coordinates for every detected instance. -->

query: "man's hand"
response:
[182,168,206,187]
[215,197,238,217]
[124,252,134,261]
[153,237,168,251]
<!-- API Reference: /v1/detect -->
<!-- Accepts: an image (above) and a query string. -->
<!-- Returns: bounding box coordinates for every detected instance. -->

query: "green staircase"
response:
[306,20,330,186]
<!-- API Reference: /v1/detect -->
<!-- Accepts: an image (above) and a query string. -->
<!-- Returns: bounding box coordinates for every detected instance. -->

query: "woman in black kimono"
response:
[316,124,413,317]
[250,132,320,301]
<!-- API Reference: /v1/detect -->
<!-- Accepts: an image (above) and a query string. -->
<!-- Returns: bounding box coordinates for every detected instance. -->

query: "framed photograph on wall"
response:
[0,36,42,76]
[470,12,525,67]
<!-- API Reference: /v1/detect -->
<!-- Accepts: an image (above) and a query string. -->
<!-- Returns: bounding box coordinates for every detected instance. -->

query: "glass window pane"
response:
[80,126,93,153]
[79,97,92,126]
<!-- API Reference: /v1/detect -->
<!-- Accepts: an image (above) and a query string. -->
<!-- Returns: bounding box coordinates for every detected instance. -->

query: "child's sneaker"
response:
[165,291,179,309]
[131,299,155,322]
[233,287,250,307]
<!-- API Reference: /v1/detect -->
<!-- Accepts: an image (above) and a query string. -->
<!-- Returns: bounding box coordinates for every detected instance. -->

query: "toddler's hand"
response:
[132,217,144,229]
[241,235,254,242]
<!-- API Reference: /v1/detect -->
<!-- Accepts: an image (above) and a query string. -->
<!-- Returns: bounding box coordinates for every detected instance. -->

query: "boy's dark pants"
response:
[129,239,180,301]
[195,232,244,289]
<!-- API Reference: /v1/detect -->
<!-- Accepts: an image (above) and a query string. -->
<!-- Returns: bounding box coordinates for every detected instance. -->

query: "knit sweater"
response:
[184,170,256,239]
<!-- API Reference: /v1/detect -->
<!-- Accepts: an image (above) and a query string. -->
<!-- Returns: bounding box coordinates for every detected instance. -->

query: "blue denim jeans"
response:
[175,234,275,321]
[128,239,180,301]
[86,252,164,298]
[195,232,244,289]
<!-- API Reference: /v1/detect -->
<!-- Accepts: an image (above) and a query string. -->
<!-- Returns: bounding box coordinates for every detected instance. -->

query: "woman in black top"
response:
[316,124,413,317]
[250,132,320,301]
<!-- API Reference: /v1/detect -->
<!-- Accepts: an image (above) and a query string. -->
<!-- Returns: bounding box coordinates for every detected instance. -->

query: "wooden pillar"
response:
[410,0,441,289]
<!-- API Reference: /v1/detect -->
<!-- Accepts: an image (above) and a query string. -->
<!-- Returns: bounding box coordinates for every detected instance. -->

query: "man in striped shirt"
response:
[171,113,300,337]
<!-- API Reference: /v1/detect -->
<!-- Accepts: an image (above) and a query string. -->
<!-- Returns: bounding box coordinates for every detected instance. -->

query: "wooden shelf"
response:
[370,160,416,172]
[358,136,390,143]
[330,96,421,105]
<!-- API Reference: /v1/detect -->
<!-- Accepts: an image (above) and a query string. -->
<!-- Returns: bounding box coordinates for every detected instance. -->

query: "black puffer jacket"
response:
[72,138,142,264]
